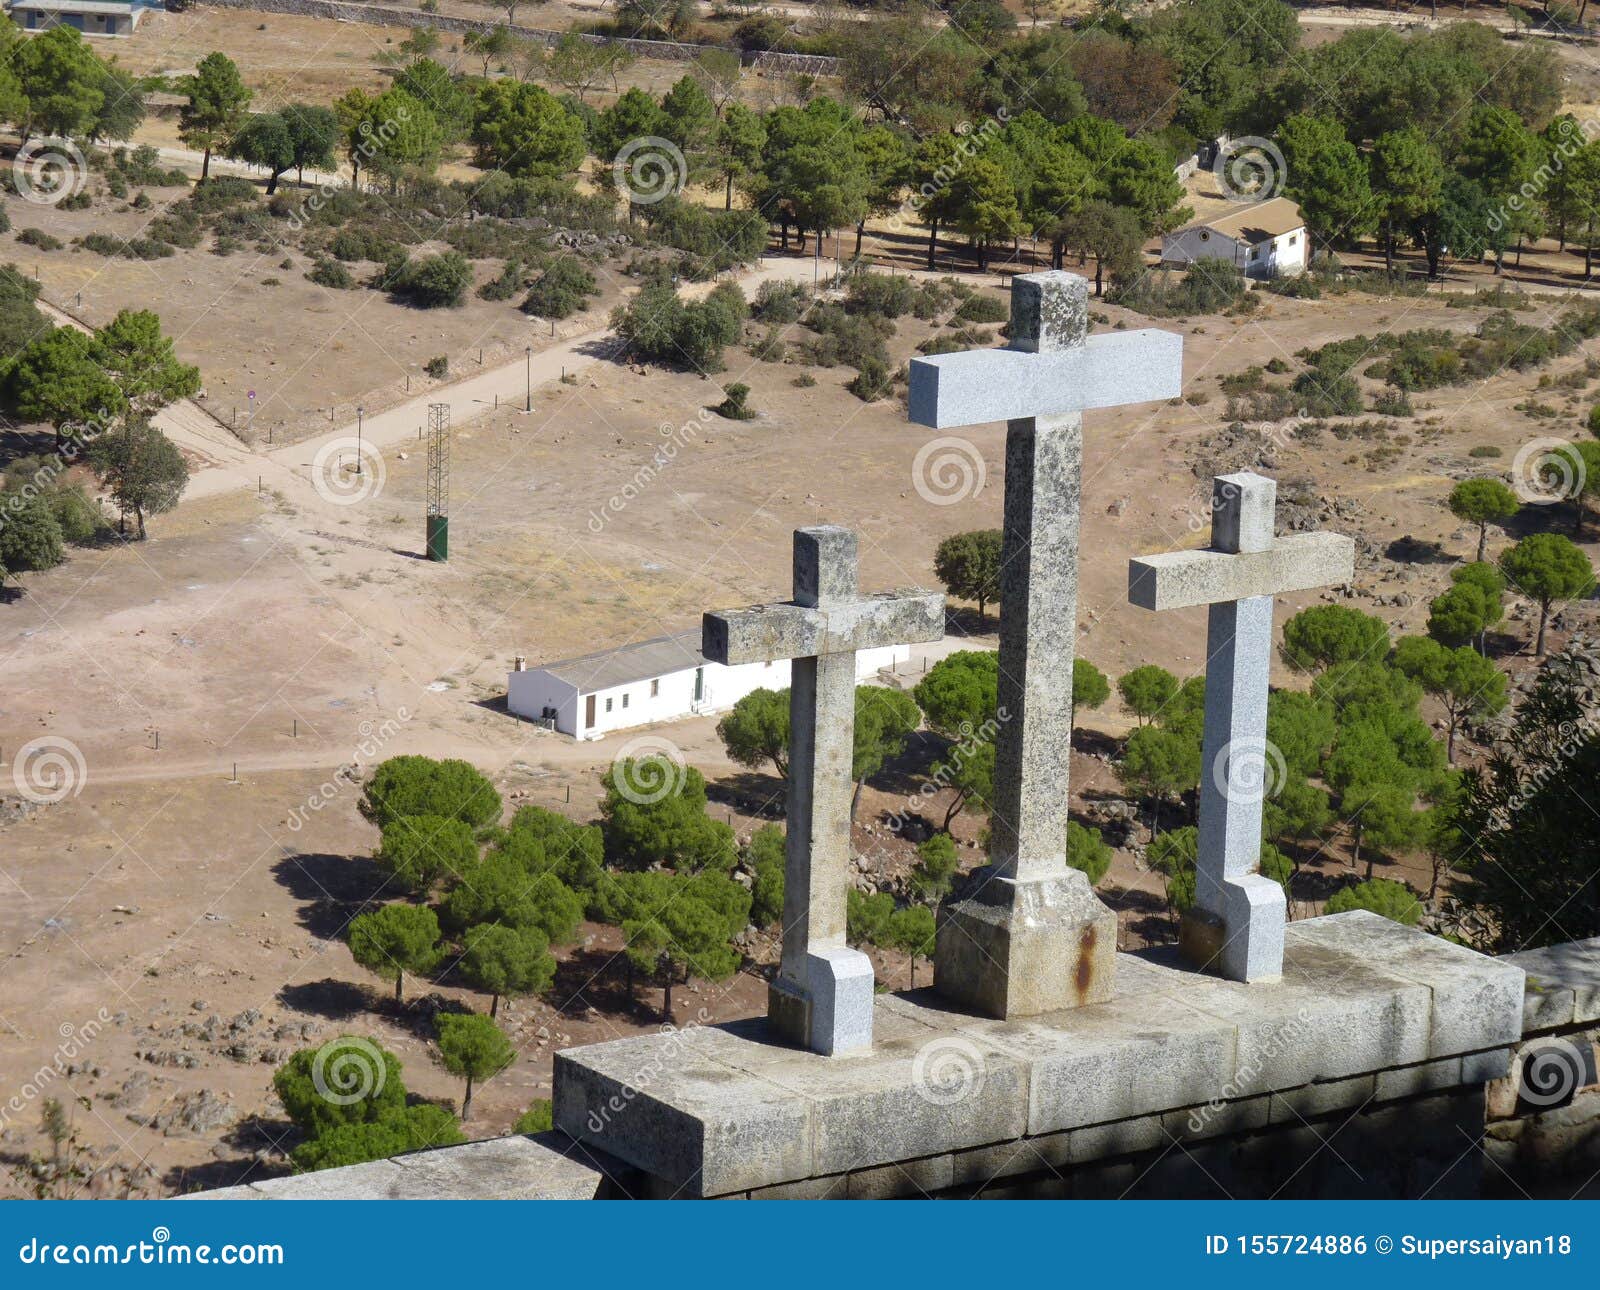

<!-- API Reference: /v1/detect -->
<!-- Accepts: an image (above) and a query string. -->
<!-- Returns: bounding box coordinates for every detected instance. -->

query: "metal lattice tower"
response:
[425,402,450,561]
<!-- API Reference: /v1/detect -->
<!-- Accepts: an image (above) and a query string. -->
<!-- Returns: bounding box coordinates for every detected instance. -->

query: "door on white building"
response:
[584,694,596,731]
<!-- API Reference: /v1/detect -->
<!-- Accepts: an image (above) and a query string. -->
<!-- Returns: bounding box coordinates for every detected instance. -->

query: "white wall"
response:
[1161,227,1308,279]
[506,644,912,741]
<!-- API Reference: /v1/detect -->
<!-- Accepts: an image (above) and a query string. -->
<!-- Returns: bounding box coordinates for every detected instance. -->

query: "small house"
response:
[507,631,911,740]
[1161,197,1308,280]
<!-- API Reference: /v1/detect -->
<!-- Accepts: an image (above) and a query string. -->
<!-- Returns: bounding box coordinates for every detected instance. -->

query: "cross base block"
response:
[768,948,875,1056]
[934,870,1117,1018]
[1180,874,1286,983]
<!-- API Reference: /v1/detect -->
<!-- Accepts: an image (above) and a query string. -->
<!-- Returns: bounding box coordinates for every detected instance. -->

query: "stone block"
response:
[552,1032,813,1198]
[1503,937,1600,1029]
[934,870,1116,1018]
[1069,1115,1165,1162]
[1221,873,1286,983]
[846,1154,954,1198]
[1305,911,1526,1054]
[1462,1048,1513,1085]
[805,947,875,1056]
[1162,1094,1271,1142]
[388,1133,610,1199]
[177,1185,265,1200]
[249,1159,408,1200]
[948,1135,1065,1188]
[1268,1074,1375,1124]
[1375,1058,1462,1102]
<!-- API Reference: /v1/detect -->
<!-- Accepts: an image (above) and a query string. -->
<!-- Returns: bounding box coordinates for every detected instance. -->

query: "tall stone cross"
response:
[703,527,943,1055]
[1128,472,1354,982]
[907,270,1183,1018]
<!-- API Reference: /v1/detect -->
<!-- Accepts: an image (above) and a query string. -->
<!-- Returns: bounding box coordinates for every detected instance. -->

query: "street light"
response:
[355,405,364,474]
[525,346,532,413]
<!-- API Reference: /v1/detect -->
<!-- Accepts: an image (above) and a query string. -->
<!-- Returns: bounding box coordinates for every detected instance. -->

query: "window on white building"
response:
[605,697,613,713]
[622,693,629,709]
[650,679,659,697]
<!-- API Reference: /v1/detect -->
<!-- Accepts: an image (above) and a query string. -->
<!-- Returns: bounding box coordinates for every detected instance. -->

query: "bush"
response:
[521,258,597,320]
[308,257,354,289]
[392,251,472,308]
[328,227,397,263]
[16,228,62,251]
[187,177,257,214]
[477,259,524,302]
[750,327,786,362]
[847,358,894,402]
[752,279,808,325]
[1469,445,1502,458]
[425,355,449,378]
[713,382,755,420]
[954,292,1008,324]
[1324,878,1422,926]
[613,281,746,372]
[513,1099,553,1134]
[845,272,917,320]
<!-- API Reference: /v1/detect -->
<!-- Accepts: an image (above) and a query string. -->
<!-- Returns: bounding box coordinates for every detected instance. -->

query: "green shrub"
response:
[521,258,597,320]
[954,291,1008,324]
[1469,445,1502,458]
[477,259,525,302]
[845,272,917,320]
[752,279,808,325]
[424,355,449,378]
[16,228,62,251]
[308,257,354,289]
[750,327,786,362]
[392,251,472,308]
[847,358,894,402]
[714,382,756,420]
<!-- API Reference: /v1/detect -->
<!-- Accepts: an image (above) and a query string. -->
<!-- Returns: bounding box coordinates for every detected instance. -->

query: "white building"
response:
[1161,197,1308,280]
[8,0,146,36]
[507,631,911,740]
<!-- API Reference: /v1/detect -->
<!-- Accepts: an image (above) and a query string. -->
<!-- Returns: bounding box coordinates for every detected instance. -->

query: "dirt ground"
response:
[4,254,1599,1193]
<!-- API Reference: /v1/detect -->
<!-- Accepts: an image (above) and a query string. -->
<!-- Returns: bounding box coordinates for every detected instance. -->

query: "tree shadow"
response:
[1504,500,1582,541]
[276,977,373,1022]
[1384,535,1453,566]
[548,945,654,1021]
[1072,726,1121,759]
[270,852,387,940]
[705,769,786,820]
[942,606,996,642]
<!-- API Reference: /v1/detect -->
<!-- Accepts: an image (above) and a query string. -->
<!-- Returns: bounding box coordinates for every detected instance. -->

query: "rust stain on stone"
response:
[1075,923,1098,1000]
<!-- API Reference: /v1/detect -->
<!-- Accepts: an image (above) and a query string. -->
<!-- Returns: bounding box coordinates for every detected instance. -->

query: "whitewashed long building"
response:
[507,631,910,740]
[1161,197,1308,280]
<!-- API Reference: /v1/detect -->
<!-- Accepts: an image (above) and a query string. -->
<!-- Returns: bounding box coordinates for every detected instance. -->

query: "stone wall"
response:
[190,928,1600,1200]
[194,0,840,75]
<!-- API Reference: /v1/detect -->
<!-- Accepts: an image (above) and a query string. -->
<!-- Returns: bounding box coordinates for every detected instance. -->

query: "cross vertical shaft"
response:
[780,530,858,984]
[990,407,1082,879]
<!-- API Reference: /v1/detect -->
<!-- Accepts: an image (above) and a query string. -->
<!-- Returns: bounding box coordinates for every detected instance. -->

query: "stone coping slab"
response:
[554,913,1524,1197]
[1501,937,1600,1032]
[182,1133,616,1200]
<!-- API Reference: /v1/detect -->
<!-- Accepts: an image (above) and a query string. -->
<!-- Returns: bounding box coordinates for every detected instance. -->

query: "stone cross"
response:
[907,271,1183,1018]
[1128,472,1354,982]
[703,526,943,1055]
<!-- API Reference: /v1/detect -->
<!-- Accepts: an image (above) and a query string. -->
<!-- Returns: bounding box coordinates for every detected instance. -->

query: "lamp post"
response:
[525,346,532,413]
[355,405,364,474]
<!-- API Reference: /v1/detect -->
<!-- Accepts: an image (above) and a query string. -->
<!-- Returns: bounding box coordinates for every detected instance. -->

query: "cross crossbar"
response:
[1128,532,1355,612]
[908,329,1185,430]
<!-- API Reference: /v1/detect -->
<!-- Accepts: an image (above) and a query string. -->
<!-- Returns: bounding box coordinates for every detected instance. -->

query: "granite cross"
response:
[1128,472,1354,982]
[703,526,943,1055]
[907,270,1183,1018]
